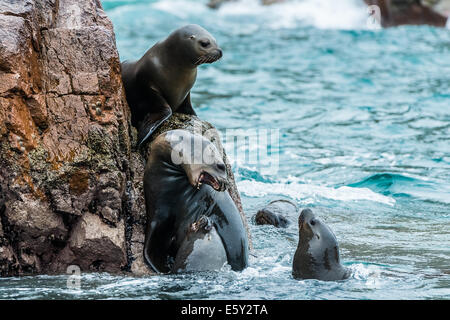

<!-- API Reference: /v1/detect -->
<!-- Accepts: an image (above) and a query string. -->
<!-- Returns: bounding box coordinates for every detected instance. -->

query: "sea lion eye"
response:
[200,40,210,48]
[310,220,316,226]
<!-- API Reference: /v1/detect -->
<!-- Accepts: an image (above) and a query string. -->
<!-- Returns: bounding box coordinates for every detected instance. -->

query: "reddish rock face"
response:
[0,0,140,276]
[0,0,250,276]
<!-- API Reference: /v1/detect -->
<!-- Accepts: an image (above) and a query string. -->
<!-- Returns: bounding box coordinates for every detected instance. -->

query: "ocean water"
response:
[1,0,449,299]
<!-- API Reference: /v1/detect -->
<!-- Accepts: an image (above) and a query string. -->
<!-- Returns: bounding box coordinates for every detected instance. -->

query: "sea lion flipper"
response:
[215,223,248,271]
[137,98,172,147]
[212,197,249,271]
[176,93,197,116]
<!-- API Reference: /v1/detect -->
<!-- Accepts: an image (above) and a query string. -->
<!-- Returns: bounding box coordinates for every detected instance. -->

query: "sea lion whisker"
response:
[195,58,202,65]
[195,56,204,65]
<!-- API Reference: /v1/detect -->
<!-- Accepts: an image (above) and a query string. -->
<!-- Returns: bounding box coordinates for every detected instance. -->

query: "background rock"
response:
[364,0,448,27]
[0,0,251,276]
[207,0,285,9]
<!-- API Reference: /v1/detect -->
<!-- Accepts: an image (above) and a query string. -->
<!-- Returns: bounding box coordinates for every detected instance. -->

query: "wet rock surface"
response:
[0,0,250,276]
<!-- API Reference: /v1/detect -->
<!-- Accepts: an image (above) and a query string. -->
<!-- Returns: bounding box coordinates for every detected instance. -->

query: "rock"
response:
[0,0,251,277]
[65,212,126,273]
[207,0,233,9]
[0,0,135,276]
[207,0,285,9]
[364,0,448,27]
[0,244,19,276]
[129,239,149,276]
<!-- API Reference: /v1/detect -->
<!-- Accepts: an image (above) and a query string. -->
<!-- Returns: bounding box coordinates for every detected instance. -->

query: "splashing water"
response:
[2,0,449,299]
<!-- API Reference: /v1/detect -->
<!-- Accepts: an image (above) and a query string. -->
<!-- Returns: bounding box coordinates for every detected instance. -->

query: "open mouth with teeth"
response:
[196,171,225,191]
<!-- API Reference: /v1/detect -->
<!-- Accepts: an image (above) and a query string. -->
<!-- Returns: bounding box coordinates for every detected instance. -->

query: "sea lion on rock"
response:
[143,129,248,273]
[121,24,223,147]
[254,199,298,228]
[292,209,350,281]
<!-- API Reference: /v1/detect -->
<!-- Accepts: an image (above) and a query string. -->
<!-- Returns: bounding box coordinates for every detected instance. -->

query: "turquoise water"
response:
[1,0,449,299]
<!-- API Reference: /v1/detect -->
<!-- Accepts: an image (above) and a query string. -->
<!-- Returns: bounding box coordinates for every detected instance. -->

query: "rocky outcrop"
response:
[0,0,250,277]
[0,0,133,275]
[364,0,448,27]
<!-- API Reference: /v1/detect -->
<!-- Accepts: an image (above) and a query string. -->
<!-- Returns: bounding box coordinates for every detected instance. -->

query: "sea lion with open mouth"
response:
[143,129,248,273]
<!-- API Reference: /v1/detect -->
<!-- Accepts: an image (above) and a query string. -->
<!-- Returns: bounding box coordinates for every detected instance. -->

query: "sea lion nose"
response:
[216,163,226,172]
[299,208,314,224]
[217,48,223,58]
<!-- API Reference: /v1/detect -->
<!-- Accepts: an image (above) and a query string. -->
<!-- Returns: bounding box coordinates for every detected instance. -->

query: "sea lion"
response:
[292,209,350,281]
[254,199,298,228]
[121,24,223,147]
[143,129,248,273]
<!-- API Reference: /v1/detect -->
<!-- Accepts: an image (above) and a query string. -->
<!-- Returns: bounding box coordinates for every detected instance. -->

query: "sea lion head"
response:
[297,209,341,262]
[170,24,223,66]
[254,199,297,228]
[293,208,349,281]
[164,130,228,191]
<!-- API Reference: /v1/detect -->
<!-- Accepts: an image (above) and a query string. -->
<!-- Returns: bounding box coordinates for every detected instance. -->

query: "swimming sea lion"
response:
[292,209,350,281]
[143,129,248,273]
[254,199,298,228]
[121,25,223,147]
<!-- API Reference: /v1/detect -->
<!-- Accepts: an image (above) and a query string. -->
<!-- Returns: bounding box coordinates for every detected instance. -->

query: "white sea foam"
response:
[237,179,396,205]
[349,263,383,288]
[152,0,208,19]
[150,0,372,30]
[216,0,369,30]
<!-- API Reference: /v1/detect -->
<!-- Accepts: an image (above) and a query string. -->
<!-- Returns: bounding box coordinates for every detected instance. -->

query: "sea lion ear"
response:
[189,35,196,40]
